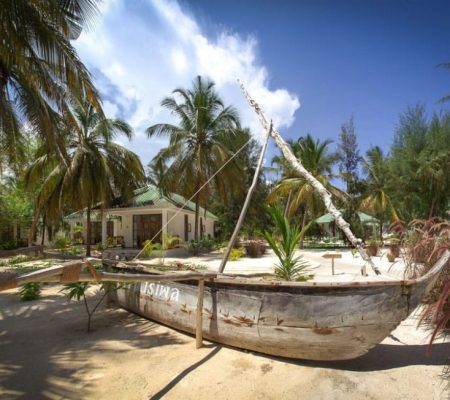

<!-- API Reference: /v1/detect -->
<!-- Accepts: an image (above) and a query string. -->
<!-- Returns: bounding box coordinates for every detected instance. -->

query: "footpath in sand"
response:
[0,285,449,400]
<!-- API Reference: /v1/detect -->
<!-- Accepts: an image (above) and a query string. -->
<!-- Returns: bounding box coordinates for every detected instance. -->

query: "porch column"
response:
[101,210,107,249]
[162,209,168,247]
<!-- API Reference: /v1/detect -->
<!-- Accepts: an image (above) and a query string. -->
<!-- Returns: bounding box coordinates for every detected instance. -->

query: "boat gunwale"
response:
[107,250,449,291]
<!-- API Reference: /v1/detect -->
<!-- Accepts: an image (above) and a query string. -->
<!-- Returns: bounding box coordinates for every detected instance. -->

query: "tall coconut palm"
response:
[0,0,102,168]
[360,146,398,239]
[269,134,346,225]
[26,93,145,255]
[147,76,241,241]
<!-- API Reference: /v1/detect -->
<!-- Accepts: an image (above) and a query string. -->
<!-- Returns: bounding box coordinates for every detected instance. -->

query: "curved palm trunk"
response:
[0,60,9,98]
[86,206,92,257]
[28,205,40,247]
[239,80,380,275]
[41,214,46,246]
[284,190,292,218]
[299,210,307,249]
[194,199,200,243]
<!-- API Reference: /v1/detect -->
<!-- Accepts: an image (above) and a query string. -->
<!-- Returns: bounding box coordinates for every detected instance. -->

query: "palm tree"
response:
[0,0,102,168]
[147,76,242,242]
[269,134,346,227]
[147,158,168,189]
[26,93,145,255]
[360,146,398,240]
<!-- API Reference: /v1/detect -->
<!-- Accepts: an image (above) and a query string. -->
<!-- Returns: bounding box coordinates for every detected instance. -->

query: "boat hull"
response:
[115,277,428,361]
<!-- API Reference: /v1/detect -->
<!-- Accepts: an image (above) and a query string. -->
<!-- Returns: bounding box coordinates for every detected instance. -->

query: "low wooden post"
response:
[195,279,205,349]
[322,252,342,275]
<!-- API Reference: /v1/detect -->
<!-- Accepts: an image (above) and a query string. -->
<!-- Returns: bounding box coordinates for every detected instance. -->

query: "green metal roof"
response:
[119,184,218,219]
[65,185,218,220]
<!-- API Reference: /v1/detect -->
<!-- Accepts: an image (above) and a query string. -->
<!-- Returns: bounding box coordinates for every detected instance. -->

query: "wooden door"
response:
[184,215,189,241]
[140,215,162,246]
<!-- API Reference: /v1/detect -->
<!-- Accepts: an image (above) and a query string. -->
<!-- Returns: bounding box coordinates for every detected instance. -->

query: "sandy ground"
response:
[138,248,408,281]
[1,285,449,400]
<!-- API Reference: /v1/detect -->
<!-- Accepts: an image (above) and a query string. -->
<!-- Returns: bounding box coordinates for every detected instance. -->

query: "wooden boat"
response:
[112,251,449,361]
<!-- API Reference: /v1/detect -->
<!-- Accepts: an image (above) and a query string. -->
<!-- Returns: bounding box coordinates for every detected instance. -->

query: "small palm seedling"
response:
[62,277,124,333]
[263,205,312,281]
[18,282,41,301]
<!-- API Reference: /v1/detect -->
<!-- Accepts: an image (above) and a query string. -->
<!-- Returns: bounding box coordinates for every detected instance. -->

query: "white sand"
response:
[138,248,407,282]
[1,285,449,400]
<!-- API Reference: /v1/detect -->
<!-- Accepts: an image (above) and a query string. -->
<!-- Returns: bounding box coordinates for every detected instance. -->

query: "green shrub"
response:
[54,237,71,252]
[141,240,162,258]
[0,240,17,250]
[264,205,311,281]
[188,238,214,254]
[62,279,123,332]
[7,255,30,265]
[95,242,104,252]
[229,247,244,261]
[18,283,41,301]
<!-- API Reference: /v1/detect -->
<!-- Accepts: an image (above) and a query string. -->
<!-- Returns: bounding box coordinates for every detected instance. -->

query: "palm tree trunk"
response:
[28,206,40,247]
[284,190,292,218]
[428,196,437,219]
[299,210,307,249]
[86,206,92,257]
[194,178,201,243]
[379,215,383,242]
[41,214,46,246]
[0,60,9,97]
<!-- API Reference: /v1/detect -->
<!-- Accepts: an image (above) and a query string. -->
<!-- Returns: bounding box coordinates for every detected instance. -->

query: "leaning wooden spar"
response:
[237,80,380,275]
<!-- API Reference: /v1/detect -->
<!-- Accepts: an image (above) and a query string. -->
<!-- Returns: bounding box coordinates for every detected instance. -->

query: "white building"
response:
[65,185,218,248]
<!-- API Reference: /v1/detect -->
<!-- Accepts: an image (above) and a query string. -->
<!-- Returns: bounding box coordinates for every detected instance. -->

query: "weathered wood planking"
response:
[114,268,434,361]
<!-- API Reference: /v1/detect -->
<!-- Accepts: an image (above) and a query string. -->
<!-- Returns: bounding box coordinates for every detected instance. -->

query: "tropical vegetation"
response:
[147,76,243,242]
[263,206,311,281]
[25,92,145,256]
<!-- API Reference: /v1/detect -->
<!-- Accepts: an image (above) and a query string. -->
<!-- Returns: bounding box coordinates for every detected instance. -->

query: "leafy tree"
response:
[336,116,362,196]
[0,177,34,246]
[0,0,102,169]
[390,105,450,220]
[209,129,273,239]
[26,93,145,255]
[63,280,123,333]
[269,134,346,229]
[146,158,168,189]
[147,76,242,242]
[360,146,398,239]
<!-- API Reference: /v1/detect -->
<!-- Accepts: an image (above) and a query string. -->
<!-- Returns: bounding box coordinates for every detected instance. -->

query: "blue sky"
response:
[75,0,450,168]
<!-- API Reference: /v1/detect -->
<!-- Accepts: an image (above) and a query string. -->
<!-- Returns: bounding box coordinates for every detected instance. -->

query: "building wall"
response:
[53,206,218,248]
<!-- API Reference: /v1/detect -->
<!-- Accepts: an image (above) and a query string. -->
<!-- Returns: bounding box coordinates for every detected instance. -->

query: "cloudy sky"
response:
[74,0,450,168]
[75,0,300,165]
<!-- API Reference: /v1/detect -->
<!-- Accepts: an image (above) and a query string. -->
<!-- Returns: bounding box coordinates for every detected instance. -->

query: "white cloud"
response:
[74,0,300,165]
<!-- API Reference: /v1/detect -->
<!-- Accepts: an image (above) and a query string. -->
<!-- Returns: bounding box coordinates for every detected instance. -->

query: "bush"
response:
[0,240,17,250]
[264,206,311,281]
[141,240,162,258]
[3,255,30,266]
[18,283,41,301]
[229,247,244,261]
[54,237,71,253]
[188,239,214,254]
[243,240,266,258]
